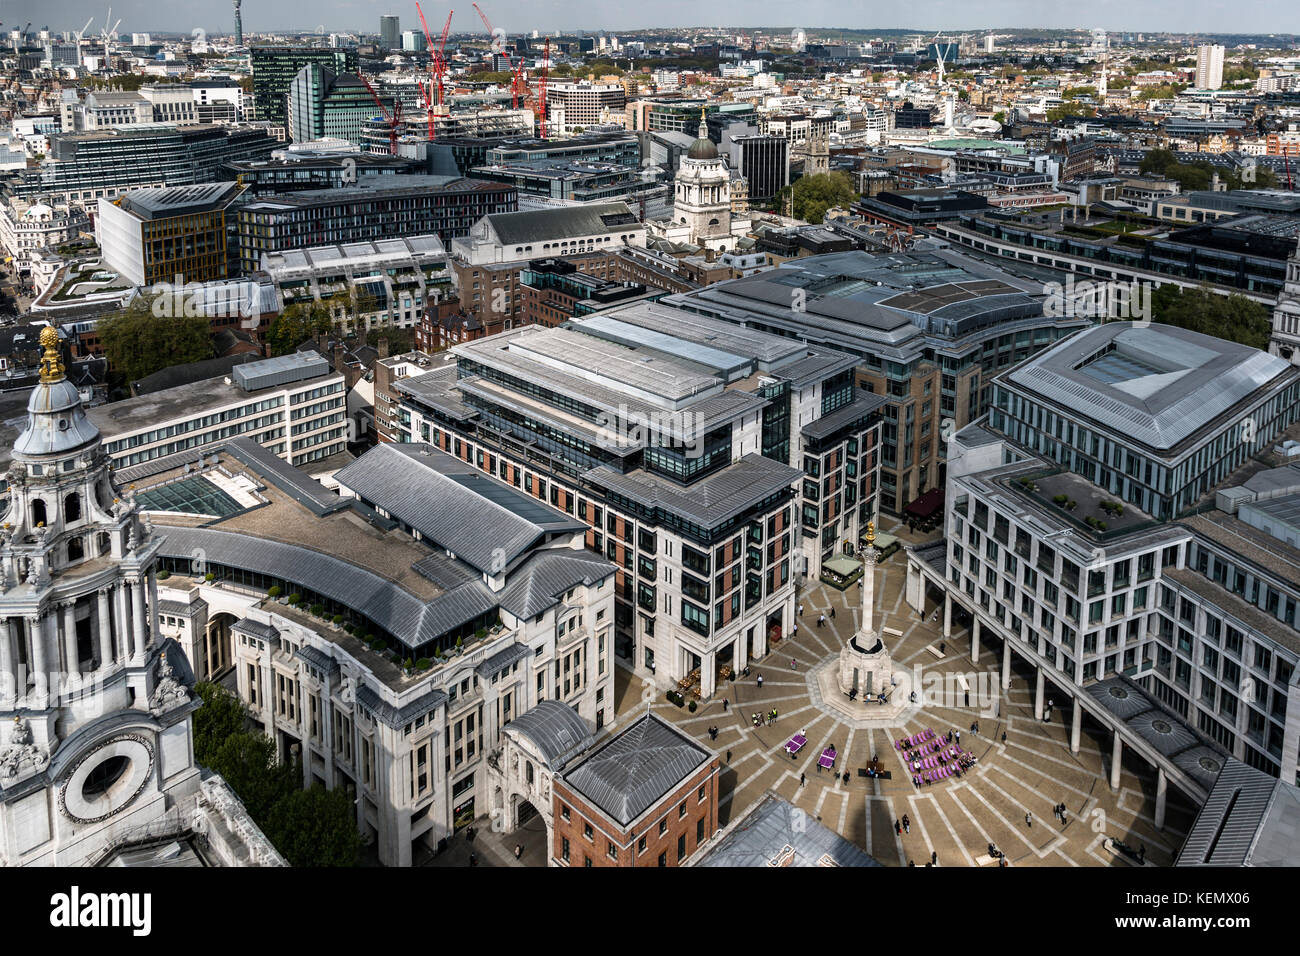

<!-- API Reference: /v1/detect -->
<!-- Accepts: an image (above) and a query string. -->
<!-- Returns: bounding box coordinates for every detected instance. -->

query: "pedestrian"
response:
[842,771,849,786]
[514,843,523,859]
[798,603,804,616]
[725,749,731,763]
[931,850,937,865]
[1061,811,1068,826]
[467,826,476,843]
[939,642,945,654]
[469,852,478,866]
[895,819,901,836]
[830,606,836,619]
[955,730,961,746]
[818,613,826,628]
[1025,812,1032,828]
[791,657,797,670]
[757,674,764,689]
[1001,731,1007,744]
[723,697,729,712]
[801,773,807,787]
[903,814,910,834]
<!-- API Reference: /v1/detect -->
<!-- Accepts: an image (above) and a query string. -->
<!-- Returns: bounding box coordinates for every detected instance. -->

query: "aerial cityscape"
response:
[0,0,1296,901]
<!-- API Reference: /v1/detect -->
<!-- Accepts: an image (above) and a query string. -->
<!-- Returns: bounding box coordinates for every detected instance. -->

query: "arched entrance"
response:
[203,612,238,681]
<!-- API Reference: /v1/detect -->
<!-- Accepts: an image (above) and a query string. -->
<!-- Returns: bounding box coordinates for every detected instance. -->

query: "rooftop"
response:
[114,181,243,220]
[1006,323,1297,454]
[1177,758,1300,866]
[694,792,882,867]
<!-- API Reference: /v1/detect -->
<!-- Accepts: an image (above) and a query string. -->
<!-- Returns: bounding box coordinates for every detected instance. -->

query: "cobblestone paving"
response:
[612,546,1193,868]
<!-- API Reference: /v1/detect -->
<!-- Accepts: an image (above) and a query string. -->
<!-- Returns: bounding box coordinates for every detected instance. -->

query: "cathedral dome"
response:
[11,326,100,458]
[687,136,719,160]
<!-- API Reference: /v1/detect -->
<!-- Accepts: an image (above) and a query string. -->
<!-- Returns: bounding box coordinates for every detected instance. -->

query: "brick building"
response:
[551,713,718,867]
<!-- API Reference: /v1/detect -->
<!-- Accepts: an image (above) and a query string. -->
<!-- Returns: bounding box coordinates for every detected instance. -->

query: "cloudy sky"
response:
[10,0,1296,37]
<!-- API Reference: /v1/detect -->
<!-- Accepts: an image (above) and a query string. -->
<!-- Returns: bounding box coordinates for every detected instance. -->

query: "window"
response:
[584,822,594,842]
[561,837,570,863]
[607,841,618,861]
[637,835,647,854]
[658,819,667,836]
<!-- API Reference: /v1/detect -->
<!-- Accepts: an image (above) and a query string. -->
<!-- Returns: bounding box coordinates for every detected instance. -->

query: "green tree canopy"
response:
[1150,284,1272,350]
[193,682,249,766]
[205,731,297,822]
[1047,102,1096,122]
[262,785,362,866]
[780,171,859,225]
[266,301,331,356]
[97,296,215,384]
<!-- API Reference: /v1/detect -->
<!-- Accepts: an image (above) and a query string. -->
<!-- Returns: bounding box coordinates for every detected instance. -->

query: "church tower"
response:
[1269,236,1300,365]
[672,108,734,250]
[0,327,198,865]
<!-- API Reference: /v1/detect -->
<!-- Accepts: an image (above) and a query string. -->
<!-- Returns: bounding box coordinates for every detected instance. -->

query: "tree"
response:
[780,171,859,225]
[1047,102,1095,122]
[205,731,297,822]
[266,301,331,356]
[98,296,215,384]
[262,786,362,866]
[193,682,249,766]
[1150,284,1272,350]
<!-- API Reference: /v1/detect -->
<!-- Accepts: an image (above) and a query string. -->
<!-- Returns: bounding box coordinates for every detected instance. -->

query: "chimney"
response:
[378,336,390,359]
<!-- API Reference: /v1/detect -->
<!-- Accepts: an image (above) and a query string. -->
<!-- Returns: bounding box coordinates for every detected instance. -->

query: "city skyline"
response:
[8,0,1300,39]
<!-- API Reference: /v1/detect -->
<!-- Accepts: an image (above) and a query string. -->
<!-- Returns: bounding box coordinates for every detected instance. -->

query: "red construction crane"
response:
[356,71,402,155]
[415,3,453,139]
[538,37,549,139]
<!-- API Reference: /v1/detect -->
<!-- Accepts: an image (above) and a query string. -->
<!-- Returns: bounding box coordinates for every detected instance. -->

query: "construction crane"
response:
[538,37,549,139]
[356,71,402,155]
[415,4,453,140]
[471,3,525,109]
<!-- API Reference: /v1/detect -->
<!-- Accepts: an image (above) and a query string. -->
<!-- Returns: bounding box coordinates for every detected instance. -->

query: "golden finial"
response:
[866,521,875,546]
[38,325,64,383]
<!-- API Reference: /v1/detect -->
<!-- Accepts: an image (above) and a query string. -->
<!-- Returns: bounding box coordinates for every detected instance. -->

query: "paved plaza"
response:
[610,528,1195,868]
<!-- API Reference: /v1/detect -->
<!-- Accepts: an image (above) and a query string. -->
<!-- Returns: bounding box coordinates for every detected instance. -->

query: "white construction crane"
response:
[73,17,94,67]
[101,7,121,63]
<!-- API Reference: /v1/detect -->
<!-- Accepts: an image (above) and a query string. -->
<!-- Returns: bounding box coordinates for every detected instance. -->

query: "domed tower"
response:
[1269,236,1300,364]
[0,327,197,866]
[673,107,734,249]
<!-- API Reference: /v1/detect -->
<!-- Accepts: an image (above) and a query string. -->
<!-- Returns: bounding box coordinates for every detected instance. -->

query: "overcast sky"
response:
[10,0,1297,37]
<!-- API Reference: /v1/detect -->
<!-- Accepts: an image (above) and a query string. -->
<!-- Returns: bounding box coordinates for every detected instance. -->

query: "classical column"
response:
[62,602,78,680]
[1070,701,1082,754]
[701,651,716,700]
[114,582,131,659]
[130,579,146,661]
[1110,732,1123,791]
[1154,767,1167,830]
[30,615,49,706]
[1034,666,1044,721]
[1001,637,1011,691]
[146,572,160,648]
[96,588,113,671]
[942,594,952,642]
[0,618,14,707]
[969,617,980,665]
[735,634,748,675]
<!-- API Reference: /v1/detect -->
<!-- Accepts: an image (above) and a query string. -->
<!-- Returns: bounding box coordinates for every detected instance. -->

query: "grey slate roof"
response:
[474,642,533,678]
[355,683,448,729]
[695,792,882,867]
[497,549,616,620]
[801,390,888,441]
[560,713,710,826]
[223,437,349,516]
[294,643,341,679]
[506,700,595,771]
[335,443,586,575]
[231,617,280,645]
[1177,758,1300,866]
[583,453,801,529]
[484,201,638,246]
[154,526,497,651]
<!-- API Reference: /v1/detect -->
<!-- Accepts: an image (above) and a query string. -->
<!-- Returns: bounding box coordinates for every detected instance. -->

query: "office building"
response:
[87,352,348,470]
[96,182,244,288]
[12,125,278,206]
[669,249,1088,515]
[1197,44,1225,90]
[729,134,789,201]
[380,16,401,51]
[392,302,884,693]
[142,437,615,865]
[908,323,1300,806]
[544,83,627,133]
[234,175,516,273]
[289,64,390,146]
[251,47,359,130]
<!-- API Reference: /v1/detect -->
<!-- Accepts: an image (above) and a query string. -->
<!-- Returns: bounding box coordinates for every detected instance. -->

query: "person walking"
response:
[791,657,798,670]
[895,819,902,836]
[902,814,910,834]
[798,603,804,617]
[931,850,937,866]
[955,730,961,747]
[801,772,807,787]
[1001,731,1007,745]
[830,606,836,619]
[757,674,764,689]
[1025,812,1033,828]
[514,843,523,860]
[818,613,826,628]
[723,698,729,712]
[725,749,731,763]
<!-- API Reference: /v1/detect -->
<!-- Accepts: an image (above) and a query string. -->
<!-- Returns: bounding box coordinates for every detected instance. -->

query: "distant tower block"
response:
[233,0,243,46]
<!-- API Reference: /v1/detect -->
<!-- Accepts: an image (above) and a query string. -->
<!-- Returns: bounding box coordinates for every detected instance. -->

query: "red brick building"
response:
[551,713,718,867]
